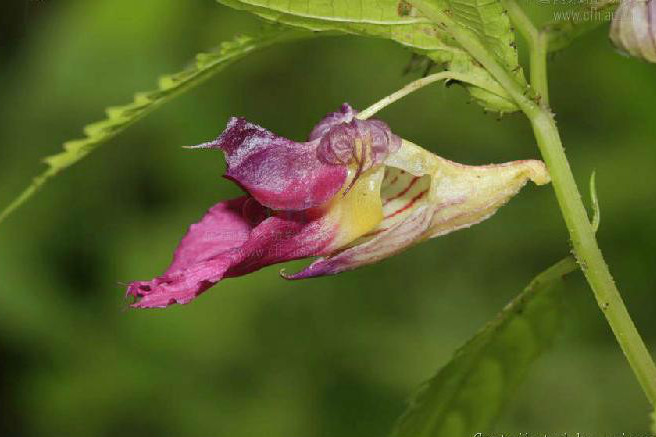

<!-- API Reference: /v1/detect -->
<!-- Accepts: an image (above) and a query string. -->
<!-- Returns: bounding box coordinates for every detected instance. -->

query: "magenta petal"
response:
[126,254,242,308]
[166,197,258,272]
[210,117,348,211]
[126,198,338,308]
[126,197,256,307]
[224,214,337,277]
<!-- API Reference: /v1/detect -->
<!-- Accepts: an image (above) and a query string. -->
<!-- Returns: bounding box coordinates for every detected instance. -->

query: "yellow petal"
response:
[323,166,385,249]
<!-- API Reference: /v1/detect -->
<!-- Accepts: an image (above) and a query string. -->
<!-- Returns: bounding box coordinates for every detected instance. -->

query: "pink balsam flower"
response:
[126,104,549,308]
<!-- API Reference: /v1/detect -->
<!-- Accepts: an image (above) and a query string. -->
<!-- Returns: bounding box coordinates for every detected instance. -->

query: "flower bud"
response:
[610,0,656,63]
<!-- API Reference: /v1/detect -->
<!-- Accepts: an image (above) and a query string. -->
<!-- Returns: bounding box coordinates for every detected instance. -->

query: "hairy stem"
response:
[412,0,656,406]
[531,32,549,106]
[504,0,549,107]
[528,108,656,405]
[505,0,538,42]
[504,0,549,105]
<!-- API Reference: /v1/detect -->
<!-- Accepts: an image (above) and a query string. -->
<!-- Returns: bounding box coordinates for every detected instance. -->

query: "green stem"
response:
[505,0,537,39]
[357,72,457,120]
[529,109,656,405]
[412,0,656,406]
[357,71,489,120]
[504,0,549,105]
[531,32,549,106]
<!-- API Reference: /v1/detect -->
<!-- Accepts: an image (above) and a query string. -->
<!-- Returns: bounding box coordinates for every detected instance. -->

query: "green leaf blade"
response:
[218,0,523,112]
[219,0,455,52]
[0,28,306,225]
[438,0,525,84]
[391,257,578,437]
[224,0,422,23]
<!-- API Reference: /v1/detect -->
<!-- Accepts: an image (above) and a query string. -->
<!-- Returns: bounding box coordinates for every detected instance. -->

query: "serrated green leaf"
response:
[217,0,523,112]
[220,0,455,51]
[391,257,578,437]
[0,28,306,225]
[544,0,618,52]
[437,0,525,83]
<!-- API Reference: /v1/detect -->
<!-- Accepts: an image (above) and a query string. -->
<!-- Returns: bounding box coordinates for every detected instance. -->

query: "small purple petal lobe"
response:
[317,119,401,168]
[316,116,401,193]
[308,103,356,141]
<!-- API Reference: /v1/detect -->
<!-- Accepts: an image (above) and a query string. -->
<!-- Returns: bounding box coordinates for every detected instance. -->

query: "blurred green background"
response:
[0,1,655,435]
